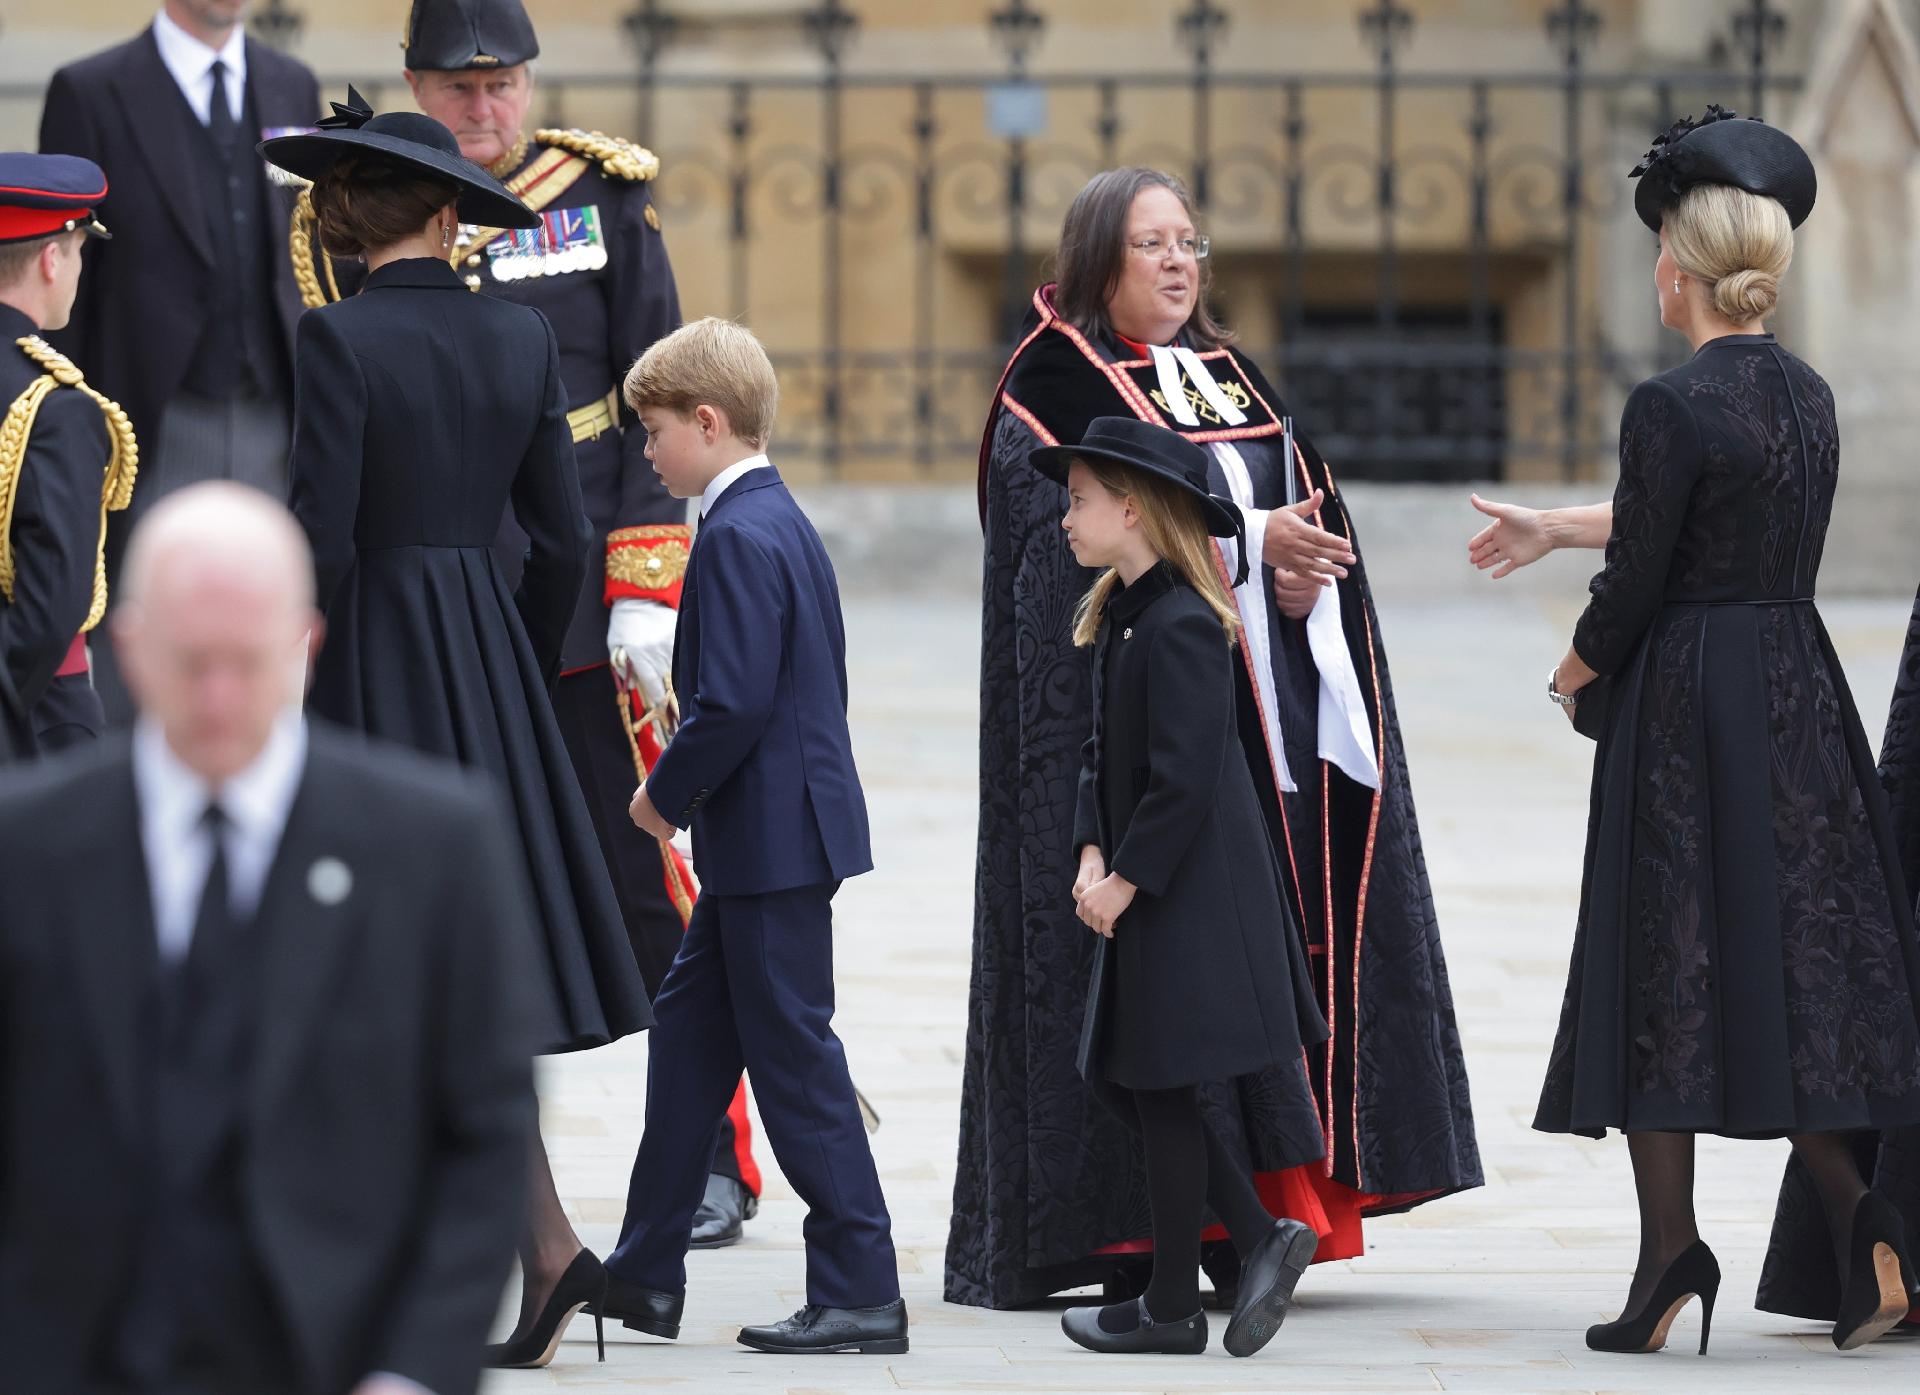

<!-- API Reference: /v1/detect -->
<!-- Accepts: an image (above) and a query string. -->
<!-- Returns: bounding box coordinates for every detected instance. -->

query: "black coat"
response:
[0,727,538,1395]
[1535,335,1920,1139]
[1074,564,1326,1091]
[37,26,318,440]
[0,307,110,764]
[289,256,650,1054]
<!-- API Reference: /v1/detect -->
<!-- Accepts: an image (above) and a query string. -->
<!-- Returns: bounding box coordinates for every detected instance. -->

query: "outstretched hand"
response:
[1467,493,1553,579]
[1262,491,1354,581]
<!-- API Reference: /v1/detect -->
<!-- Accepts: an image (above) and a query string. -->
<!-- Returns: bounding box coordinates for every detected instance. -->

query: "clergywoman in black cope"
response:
[263,97,651,1370]
[1536,108,1920,1354]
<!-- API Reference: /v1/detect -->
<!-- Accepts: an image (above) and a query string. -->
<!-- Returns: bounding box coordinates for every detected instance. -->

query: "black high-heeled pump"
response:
[1585,1239,1720,1355]
[1833,1190,1919,1351]
[484,1248,608,1369]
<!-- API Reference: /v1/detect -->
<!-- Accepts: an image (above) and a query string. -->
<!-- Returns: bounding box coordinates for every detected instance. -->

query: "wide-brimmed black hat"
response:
[404,0,539,72]
[258,88,539,230]
[1631,105,1816,232]
[1031,416,1248,580]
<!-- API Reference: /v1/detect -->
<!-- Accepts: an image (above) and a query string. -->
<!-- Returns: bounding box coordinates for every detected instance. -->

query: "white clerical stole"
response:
[1149,345,1380,793]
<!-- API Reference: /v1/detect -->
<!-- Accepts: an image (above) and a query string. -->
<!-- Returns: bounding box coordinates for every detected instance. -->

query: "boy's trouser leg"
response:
[606,892,745,1293]
[722,883,898,1308]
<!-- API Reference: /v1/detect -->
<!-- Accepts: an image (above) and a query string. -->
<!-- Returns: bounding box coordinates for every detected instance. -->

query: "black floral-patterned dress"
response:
[1535,334,1920,1139]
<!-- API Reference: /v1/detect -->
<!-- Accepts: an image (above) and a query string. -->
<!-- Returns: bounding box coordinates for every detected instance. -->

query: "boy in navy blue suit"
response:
[600,317,904,1354]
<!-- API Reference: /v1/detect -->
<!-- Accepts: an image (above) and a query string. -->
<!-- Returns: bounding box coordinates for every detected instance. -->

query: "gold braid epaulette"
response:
[533,128,660,183]
[0,338,138,630]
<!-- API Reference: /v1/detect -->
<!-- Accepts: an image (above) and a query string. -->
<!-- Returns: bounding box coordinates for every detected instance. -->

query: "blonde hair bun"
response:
[1711,267,1779,321]
[1665,183,1793,322]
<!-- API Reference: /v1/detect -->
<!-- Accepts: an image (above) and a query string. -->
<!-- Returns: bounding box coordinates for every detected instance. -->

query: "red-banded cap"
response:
[0,152,112,244]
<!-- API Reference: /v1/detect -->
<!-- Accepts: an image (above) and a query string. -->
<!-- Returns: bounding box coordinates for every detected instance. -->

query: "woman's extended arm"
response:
[1466,495,1613,578]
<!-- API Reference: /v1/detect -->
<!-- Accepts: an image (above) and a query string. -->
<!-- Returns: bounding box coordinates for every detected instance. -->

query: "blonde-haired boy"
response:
[603,316,904,1354]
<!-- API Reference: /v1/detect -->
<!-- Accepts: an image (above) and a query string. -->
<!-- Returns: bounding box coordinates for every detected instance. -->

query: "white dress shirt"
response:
[152,6,246,127]
[698,452,772,521]
[133,709,306,962]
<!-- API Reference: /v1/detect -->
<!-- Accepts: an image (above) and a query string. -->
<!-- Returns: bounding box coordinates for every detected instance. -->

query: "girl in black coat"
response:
[263,105,649,1367]
[1034,417,1328,1358]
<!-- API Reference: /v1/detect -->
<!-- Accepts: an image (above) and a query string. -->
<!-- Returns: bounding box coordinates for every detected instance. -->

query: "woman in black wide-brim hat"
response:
[1478,106,1920,1355]
[263,95,649,1369]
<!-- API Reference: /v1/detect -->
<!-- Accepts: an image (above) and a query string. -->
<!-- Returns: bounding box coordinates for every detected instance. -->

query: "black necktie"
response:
[176,803,235,1018]
[206,59,236,153]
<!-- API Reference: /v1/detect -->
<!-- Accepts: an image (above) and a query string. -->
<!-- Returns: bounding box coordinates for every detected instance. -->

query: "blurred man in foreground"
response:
[0,483,536,1395]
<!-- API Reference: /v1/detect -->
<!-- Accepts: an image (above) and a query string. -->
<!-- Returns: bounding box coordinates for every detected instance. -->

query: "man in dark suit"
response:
[38,0,322,722]
[603,318,906,1354]
[0,482,537,1395]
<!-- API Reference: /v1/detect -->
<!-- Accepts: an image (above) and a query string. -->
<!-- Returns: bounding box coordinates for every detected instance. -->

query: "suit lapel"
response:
[113,29,215,269]
[248,740,366,1121]
[65,750,160,1145]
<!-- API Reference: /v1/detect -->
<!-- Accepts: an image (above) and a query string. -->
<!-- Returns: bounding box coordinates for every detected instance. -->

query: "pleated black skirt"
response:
[309,545,652,1054]
[1536,600,1920,1139]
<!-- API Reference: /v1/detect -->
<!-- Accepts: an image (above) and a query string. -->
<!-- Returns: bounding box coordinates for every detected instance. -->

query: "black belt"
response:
[1669,596,1815,608]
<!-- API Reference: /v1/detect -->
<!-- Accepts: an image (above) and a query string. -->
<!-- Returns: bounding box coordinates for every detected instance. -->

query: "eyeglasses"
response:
[1126,234,1210,261]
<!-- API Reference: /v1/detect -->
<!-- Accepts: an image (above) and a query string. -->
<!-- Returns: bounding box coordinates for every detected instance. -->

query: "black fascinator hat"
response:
[1631,104,1816,232]
[258,87,540,230]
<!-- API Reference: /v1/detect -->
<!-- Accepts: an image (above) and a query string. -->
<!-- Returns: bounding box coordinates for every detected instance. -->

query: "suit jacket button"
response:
[1122,627,1133,640]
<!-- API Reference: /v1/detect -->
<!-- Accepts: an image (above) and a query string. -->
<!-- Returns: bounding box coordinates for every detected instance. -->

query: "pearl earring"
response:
[1673,278,1681,294]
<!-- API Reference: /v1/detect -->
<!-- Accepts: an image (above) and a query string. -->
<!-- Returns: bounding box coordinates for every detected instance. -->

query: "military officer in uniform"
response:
[290,0,765,1245]
[0,154,137,765]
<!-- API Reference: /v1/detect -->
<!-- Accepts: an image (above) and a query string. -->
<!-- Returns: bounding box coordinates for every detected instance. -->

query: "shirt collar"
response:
[699,454,772,520]
[133,707,308,839]
[152,7,247,88]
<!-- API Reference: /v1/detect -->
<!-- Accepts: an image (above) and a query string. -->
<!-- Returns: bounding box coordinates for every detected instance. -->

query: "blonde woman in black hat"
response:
[1038,416,1327,1357]
[263,97,650,1370]
[1476,108,1920,1354]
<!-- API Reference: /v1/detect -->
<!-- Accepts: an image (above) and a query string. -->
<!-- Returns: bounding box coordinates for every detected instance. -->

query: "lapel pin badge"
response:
[307,856,353,907]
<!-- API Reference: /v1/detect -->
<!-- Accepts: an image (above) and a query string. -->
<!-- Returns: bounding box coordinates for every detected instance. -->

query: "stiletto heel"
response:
[594,1306,606,1362]
[1585,1239,1720,1354]
[484,1248,610,1369]
[1833,1190,1917,1351]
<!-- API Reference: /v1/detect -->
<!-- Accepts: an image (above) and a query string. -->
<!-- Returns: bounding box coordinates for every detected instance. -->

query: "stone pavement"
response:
[487,555,1919,1393]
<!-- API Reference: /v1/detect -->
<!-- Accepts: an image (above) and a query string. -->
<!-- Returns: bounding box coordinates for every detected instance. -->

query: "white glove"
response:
[608,598,676,710]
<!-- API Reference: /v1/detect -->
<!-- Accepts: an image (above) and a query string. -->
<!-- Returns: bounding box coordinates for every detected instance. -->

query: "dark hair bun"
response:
[310,152,461,259]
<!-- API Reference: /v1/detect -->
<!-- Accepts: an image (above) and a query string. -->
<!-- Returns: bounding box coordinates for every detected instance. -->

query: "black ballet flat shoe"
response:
[737,1299,908,1354]
[1223,1218,1318,1358]
[484,1248,606,1369]
[1062,1297,1207,1355]
[1585,1239,1720,1355]
[588,1273,685,1339]
[690,1172,758,1250]
[1834,1190,1920,1351]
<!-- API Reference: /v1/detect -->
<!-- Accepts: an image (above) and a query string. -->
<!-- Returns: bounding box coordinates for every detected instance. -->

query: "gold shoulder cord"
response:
[532,128,660,183]
[0,338,139,630]
[289,187,344,310]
